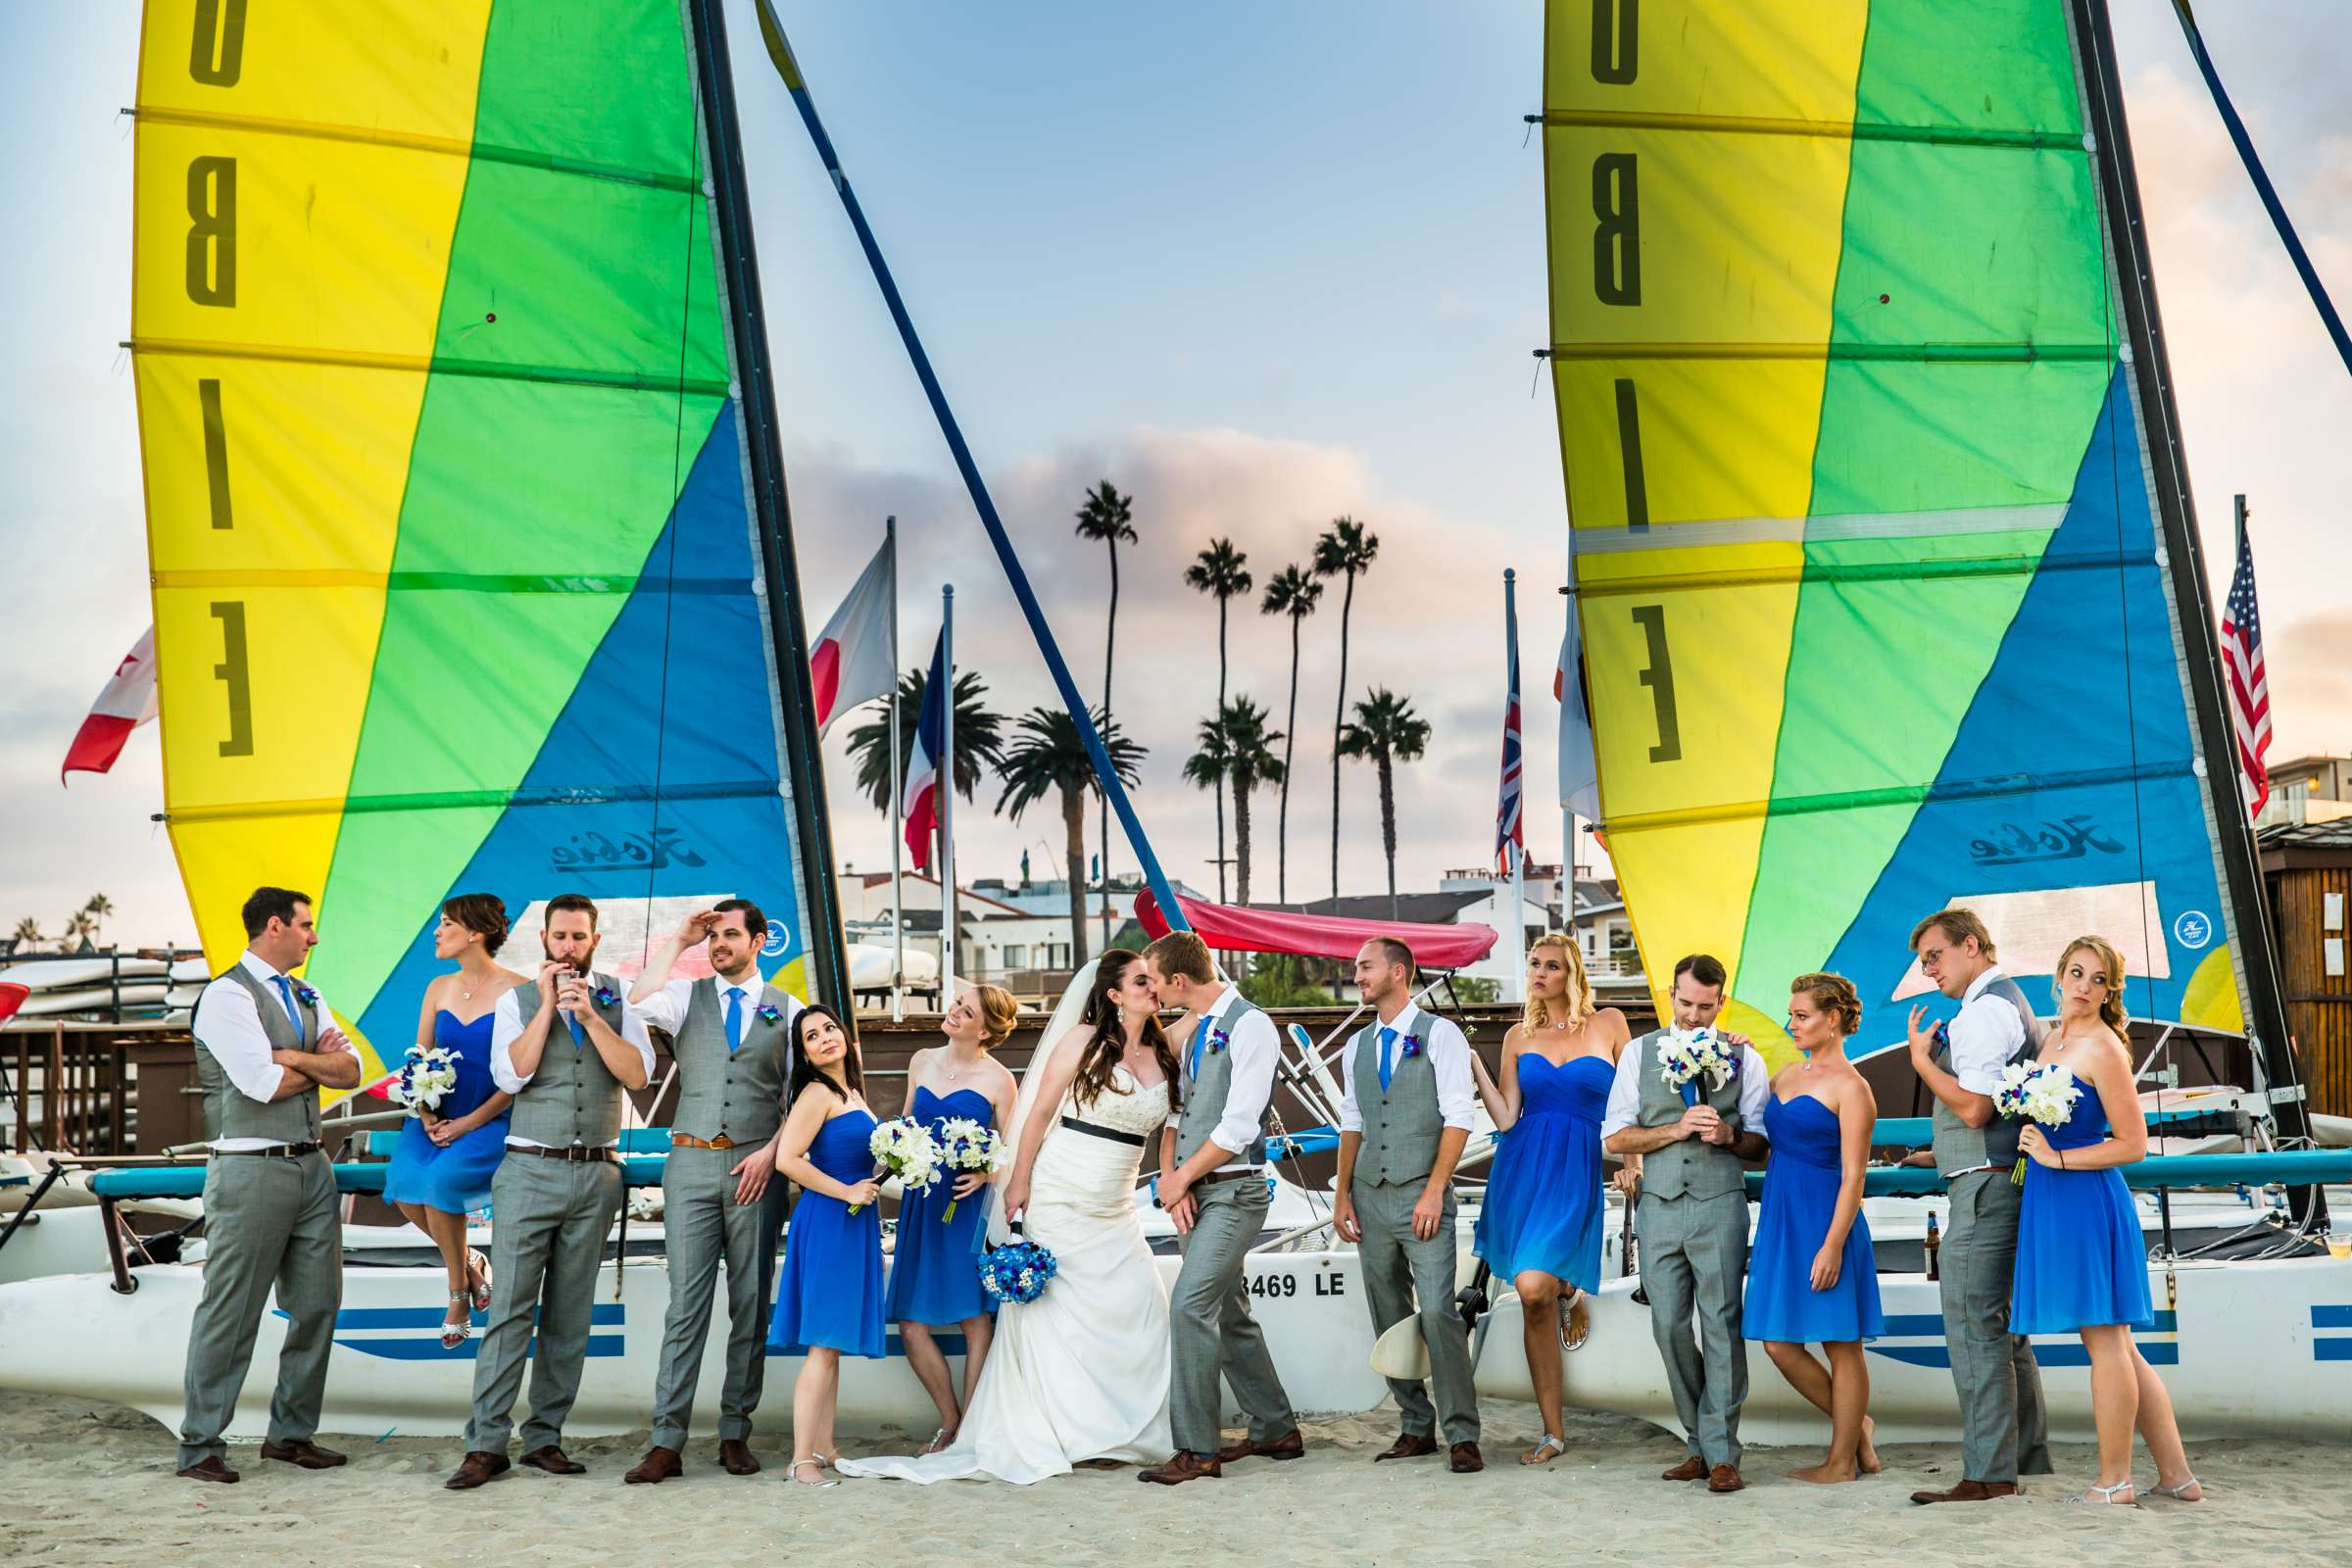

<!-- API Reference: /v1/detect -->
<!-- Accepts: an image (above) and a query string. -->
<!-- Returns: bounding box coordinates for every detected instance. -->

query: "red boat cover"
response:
[1134,890,1497,970]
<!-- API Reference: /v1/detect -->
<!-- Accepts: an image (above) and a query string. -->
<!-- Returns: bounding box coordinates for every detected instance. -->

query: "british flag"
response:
[2220,520,2272,818]
[1496,594,1525,875]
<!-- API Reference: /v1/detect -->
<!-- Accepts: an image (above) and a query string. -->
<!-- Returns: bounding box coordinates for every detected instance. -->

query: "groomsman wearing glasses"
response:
[448,894,654,1490]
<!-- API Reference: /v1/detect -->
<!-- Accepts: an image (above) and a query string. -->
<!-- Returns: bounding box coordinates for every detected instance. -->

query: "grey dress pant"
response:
[1635,1188,1747,1469]
[177,1151,343,1469]
[1352,1181,1479,1445]
[1168,1176,1296,1454]
[464,1154,623,1454]
[648,1145,771,1449]
[1940,1169,2052,1481]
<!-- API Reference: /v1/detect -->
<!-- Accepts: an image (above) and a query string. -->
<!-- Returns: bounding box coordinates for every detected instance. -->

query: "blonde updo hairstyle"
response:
[2053,934,2131,1034]
[1789,971,1863,1040]
[973,983,1019,1048]
[1523,930,1596,1034]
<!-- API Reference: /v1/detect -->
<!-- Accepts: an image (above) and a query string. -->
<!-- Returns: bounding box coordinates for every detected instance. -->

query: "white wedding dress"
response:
[838,1067,1174,1485]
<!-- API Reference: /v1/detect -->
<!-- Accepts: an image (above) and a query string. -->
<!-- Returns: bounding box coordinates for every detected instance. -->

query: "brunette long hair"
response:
[1069,949,1180,1112]
[787,1004,863,1105]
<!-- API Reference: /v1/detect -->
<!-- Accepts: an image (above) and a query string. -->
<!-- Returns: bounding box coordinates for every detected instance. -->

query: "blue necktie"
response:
[565,1011,585,1047]
[1189,1022,1204,1082]
[725,986,746,1053]
[269,973,300,1030]
[1377,1026,1396,1095]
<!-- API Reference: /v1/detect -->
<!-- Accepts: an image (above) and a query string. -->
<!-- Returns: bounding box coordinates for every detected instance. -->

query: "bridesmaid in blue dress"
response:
[889,983,1020,1454]
[1467,932,1631,1465]
[768,1004,884,1487]
[1745,972,1882,1484]
[382,894,520,1348]
[2013,935,2201,1506]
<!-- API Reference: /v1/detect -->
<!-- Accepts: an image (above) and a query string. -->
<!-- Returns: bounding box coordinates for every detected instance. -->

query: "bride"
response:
[839,950,1179,1485]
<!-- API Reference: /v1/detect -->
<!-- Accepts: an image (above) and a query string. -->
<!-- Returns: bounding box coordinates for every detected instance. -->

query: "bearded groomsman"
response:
[176,887,363,1482]
[622,901,801,1484]
[1902,907,2051,1503]
[1332,939,1484,1474]
[447,894,653,1490]
[1600,954,1770,1494]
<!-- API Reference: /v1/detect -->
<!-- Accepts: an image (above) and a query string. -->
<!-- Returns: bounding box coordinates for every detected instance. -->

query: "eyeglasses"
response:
[1917,944,1951,968]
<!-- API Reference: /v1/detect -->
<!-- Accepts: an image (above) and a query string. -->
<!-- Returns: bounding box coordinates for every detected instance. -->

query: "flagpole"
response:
[885,517,905,1023]
[1504,569,1527,1004]
[939,583,957,1004]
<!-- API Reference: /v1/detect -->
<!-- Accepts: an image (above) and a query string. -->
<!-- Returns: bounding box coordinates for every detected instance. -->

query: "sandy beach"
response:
[1,1391,2330,1567]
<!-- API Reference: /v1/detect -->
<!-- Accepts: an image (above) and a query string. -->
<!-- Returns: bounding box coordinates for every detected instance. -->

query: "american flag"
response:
[1495,585,1525,875]
[2220,520,2272,818]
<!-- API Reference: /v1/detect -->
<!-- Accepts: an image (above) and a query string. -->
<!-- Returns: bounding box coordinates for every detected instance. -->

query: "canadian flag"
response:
[63,627,159,783]
[808,533,895,736]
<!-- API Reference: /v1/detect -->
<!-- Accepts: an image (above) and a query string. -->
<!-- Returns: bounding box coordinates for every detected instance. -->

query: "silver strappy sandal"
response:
[789,1457,839,1488]
[2149,1476,2204,1501]
[439,1291,473,1350]
[1521,1434,1567,1466]
[2065,1480,2137,1505]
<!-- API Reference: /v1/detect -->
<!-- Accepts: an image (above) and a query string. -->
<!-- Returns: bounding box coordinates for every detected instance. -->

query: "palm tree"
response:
[12,917,44,952]
[81,894,115,948]
[1074,480,1138,919]
[1185,699,1285,906]
[1184,537,1252,902]
[1338,687,1429,921]
[1313,516,1380,898]
[997,707,1146,970]
[1258,564,1322,904]
[843,667,1006,812]
[62,908,99,954]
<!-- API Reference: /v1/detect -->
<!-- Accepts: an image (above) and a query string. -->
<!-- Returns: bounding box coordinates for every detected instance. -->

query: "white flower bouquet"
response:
[1991,1060,2082,1184]
[391,1045,460,1118]
[1658,1028,1738,1107]
[858,1115,942,1215]
[933,1116,1007,1223]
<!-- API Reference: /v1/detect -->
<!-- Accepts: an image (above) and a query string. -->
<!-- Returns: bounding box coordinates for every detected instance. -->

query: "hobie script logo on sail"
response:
[550,828,709,874]
[1968,815,2126,868]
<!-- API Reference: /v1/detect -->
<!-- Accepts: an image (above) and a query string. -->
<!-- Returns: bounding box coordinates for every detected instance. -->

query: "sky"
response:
[2,1,2349,950]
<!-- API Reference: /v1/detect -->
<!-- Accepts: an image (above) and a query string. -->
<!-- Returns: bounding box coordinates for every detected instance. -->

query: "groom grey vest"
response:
[1351,1017,1444,1187]
[1632,1029,1747,1201]
[1932,973,2044,1174]
[506,971,631,1147]
[671,979,795,1145]
[1176,997,1270,1166]
[197,964,324,1144]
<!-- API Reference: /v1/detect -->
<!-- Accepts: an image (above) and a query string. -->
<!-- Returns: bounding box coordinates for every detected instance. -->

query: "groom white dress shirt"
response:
[490,979,656,1149]
[630,970,802,1045]
[190,953,356,1151]
[1166,983,1282,1172]
[1335,1002,1477,1135]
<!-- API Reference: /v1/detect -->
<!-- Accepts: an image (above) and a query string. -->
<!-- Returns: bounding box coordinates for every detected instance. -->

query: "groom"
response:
[1139,930,1301,1486]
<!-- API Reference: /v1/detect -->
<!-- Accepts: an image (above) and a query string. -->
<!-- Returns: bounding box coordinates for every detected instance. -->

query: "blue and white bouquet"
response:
[390,1044,460,1117]
[979,1239,1057,1305]
[1991,1060,2082,1184]
[858,1115,942,1215]
[933,1116,1007,1224]
[1658,1028,1738,1107]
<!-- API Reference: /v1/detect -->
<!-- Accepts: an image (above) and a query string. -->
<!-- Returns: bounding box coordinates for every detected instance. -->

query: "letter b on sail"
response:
[1592,154,1640,306]
[185,157,236,308]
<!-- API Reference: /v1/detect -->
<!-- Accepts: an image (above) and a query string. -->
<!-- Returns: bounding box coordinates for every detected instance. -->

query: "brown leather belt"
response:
[1196,1167,1264,1188]
[504,1142,615,1163]
[214,1142,322,1158]
[670,1133,739,1151]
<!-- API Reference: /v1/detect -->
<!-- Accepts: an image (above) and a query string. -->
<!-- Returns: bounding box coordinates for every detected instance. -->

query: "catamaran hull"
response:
[1472,1257,2352,1444]
[0,1250,1388,1441]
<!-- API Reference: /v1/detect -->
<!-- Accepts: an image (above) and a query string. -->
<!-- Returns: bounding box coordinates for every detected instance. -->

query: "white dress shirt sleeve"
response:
[1947,991,2025,1096]
[1338,1026,1363,1134]
[195,978,286,1102]
[1600,1034,1645,1139]
[631,976,693,1037]
[489,988,530,1095]
[1430,1016,1476,1133]
[1737,1046,1772,1131]
[1210,1004,1281,1157]
[615,993,657,1083]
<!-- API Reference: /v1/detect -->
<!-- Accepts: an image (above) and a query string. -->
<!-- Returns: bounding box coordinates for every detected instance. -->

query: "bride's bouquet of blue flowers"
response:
[389,1044,460,1117]
[979,1239,1057,1305]
[858,1115,942,1215]
[933,1116,1007,1223]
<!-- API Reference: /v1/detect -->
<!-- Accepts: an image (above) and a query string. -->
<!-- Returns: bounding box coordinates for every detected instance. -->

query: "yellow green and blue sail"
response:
[1545,0,2256,1056]
[132,0,829,1088]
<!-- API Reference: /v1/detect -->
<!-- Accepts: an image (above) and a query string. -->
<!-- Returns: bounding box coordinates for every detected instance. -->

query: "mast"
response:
[686,0,853,1012]
[2072,1,2316,1165]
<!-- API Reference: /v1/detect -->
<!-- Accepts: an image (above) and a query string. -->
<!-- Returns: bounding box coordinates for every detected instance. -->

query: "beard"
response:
[542,945,591,976]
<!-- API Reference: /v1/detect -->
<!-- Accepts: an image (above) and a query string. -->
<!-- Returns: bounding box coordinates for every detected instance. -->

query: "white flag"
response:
[809,532,896,736]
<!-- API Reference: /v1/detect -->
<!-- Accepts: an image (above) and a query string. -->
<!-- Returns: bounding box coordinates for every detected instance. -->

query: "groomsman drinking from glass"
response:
[622,901,801,1484]
[448,894,653,1490]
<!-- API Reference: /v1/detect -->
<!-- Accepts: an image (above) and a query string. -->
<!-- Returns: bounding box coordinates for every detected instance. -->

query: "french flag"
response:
[902,630,949,871]
[808,533,895,736]
[63,627,159,783]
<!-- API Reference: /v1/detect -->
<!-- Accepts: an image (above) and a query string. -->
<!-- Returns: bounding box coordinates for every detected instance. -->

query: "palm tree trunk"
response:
[1100,540,1118,941]
[1378,750,1398,921]
[1234,774,1253,906]
[1277,614,1299,905]
[1213,596,1229,904]
[1331,570,1356,901]
[1062,783,1091,970]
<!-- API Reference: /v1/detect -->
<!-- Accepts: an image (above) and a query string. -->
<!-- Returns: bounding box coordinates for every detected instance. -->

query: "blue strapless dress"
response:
[1742,1093,1883,1344]
[2012,1080,2152,1333]
[886,1085,997,1326]
[1471,1053,1611,1293]
[768,1105,886,1357]
[380,1010,511,1214]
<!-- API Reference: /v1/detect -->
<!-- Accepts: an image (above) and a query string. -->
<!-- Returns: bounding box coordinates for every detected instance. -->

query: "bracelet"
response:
[2058,1149,2067,1170]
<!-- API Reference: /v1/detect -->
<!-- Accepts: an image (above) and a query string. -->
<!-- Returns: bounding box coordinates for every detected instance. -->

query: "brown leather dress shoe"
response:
[1660,1454,1709,1482]
[1910,1479,2019,1504]
[445,1450,511,1491]
[518,1446,585,1476]
[624,1446,683,1485]
[1215,1429,1305,1464]
[1137,1451,1222,1485]
[1449,1442,1485,1474]
[176,1456,239,1485]
[1707,1463,1745,1494]
[260,1439,347,1469]
[719,1439,760,1476]
[1374,1434,1442,1462]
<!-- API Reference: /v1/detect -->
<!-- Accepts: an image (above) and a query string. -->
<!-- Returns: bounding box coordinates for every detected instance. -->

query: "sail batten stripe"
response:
[164,778,783,826]
[1576,548,2151,595]
[1600,758,2200,837]
[151,570,748,594]
[1539,108,2082,151]
[129,337,729,396]
[1547,341,2111,363]
[131,105,704,192]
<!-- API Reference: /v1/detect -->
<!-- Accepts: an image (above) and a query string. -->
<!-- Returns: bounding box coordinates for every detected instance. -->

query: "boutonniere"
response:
[1931,1021,1951,1053]
[756,1003,782,1025]
[592,985,618,1009]
[1398,1034,1425,1062]
[1204,1027,1231,1056]
[291,982,320,1007]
